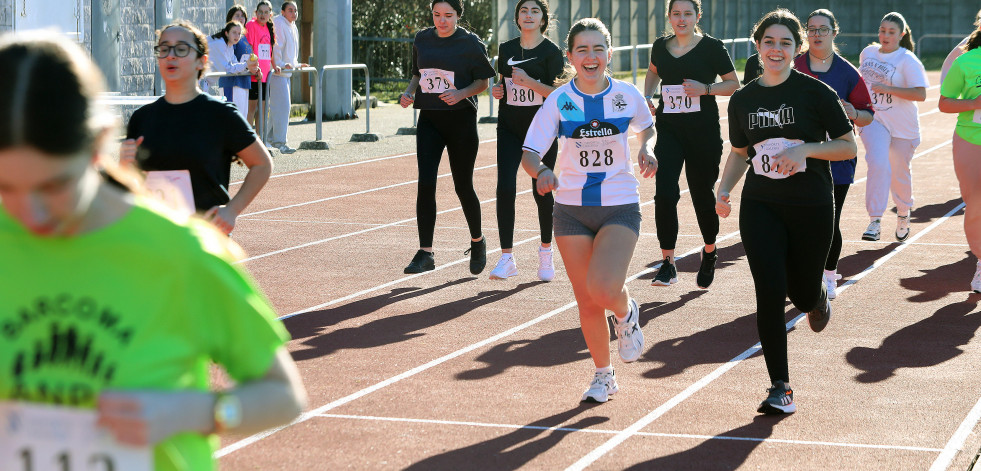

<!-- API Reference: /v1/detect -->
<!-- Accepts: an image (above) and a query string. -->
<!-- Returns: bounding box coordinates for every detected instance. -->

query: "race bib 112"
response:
[661,85,700,114]
[751,138,805,180]
[0,402,153,471]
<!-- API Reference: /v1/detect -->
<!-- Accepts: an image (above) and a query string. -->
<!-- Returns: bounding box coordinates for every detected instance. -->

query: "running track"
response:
[217,72,981,470]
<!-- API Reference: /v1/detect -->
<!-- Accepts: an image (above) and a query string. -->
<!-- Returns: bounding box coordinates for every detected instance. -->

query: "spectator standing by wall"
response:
[270,1,308,154]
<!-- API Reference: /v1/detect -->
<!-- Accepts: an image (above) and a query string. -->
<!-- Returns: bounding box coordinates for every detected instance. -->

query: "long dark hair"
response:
[805,9,841,54]
[513,0,551,34]
[431,0,463,16]
[256,0,276,46]
[881,12,914,53]
[211,20,243,43]
[752,8,804,49]
[226,4,247,23]
[665,0,703,35]
[965,9,981,52]
[0,33,110,156]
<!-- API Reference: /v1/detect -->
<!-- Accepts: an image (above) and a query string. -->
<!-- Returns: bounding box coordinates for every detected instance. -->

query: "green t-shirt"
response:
[0,200,289,471]
[940,47,981,145]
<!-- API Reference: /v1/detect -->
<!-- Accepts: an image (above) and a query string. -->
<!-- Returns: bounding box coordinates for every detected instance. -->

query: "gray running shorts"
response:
[553,202,641,238]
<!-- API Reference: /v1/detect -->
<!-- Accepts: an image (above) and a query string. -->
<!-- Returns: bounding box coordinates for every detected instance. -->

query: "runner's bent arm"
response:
[870,83,926,102]
[715,146,749,218]
[939,95,981,113]
[643,62,661,110]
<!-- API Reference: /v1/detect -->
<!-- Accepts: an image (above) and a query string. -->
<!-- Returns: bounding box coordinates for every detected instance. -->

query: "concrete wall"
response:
[0,0,12,34]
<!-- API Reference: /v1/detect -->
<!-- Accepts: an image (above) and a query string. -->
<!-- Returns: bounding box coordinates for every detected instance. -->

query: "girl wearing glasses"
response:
[939,18,981,293]
[399,0,496,275]
[121,21,273,234]
[717,9,856,414]
[487,0,563,281]
[795,9,874,299]
[0,31,305,470]
[642,0,739,290]
[857,12,928,243]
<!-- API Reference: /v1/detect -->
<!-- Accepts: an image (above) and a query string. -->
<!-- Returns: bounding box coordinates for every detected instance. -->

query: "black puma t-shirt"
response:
[728,70,854,206]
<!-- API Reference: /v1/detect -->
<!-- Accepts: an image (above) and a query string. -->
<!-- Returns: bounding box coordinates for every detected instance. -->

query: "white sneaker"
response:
[538,246,555,282]
[972,260,981,294]
[612,298,644,363]
[581,370,619,403]
[488,253,518,280]
[824,270,842,300]
[896,215,910,241]
[862,219,881,241]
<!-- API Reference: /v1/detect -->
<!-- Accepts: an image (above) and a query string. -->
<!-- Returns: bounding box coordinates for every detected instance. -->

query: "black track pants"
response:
[495,125,556,249]
[825,184,850,271]
[740,198,833,384]
[415,108,482,247]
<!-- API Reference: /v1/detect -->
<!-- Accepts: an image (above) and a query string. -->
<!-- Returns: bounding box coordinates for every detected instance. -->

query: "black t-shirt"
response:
[728,70,854,206]
[650,34,735,122]
[496,36,564,126]
[411,27,496,111]
[126,94,256,212]
[743,53,762,85]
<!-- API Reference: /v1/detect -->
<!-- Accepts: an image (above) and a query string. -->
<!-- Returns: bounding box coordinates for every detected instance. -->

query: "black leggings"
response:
[825,184,850,271]
[740,198,833,384]
[496,125,556,249]
[653,120,723,250]
[416,108,482,248]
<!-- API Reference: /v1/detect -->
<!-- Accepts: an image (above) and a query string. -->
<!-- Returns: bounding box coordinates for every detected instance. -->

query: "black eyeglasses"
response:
[806,27,833,37]
[154,42,203,58]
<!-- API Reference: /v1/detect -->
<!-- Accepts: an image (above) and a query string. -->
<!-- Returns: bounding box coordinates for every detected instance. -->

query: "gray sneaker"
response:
[862,219,881,241]
[581,370,619,403]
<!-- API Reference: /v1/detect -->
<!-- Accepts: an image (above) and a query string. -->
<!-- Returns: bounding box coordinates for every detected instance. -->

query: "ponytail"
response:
[882,12,914,53]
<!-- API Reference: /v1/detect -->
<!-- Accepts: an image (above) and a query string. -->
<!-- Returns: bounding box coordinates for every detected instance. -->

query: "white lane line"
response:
[239,163,498,218]
[215,232,739,457]
[567,201,966,471]
[931,395,981,471]
[229,138,500,186]
[315,413,943,453]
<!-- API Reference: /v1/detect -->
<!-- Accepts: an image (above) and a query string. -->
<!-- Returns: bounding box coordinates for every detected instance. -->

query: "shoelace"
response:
[493,256,512,270]
[591,372,613,388]
[539,250,552,264]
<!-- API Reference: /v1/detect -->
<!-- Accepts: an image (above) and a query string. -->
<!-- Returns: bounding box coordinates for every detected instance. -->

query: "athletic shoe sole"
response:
[581,385,619,403]
[651,278,678,286]
[757,401,796,414]
[862,233,880,241]
[896,231,910,242]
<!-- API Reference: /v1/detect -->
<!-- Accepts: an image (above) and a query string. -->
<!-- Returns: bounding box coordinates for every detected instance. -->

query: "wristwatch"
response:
[213,393,243,433]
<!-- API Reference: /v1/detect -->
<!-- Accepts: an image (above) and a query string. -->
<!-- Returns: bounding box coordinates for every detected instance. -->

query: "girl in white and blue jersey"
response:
[520,18,656,403]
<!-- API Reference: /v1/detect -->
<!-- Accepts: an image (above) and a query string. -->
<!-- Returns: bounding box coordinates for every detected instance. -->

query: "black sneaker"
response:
[696,248,718,289]
[807,284,832,333]
[404,249,435,274]
[757,381,796,414]
[464,237,487,275]
[651,257,678,286]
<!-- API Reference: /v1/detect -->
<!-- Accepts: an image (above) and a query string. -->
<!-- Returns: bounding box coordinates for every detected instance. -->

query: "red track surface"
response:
[217,72,981,470]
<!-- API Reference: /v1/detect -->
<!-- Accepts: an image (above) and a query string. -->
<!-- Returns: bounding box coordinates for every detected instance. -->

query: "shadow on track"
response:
[403,403,606,471]
[623,415,791,470]
[288,280,539,361]
[900,252,978,303]
[846,294,981,383]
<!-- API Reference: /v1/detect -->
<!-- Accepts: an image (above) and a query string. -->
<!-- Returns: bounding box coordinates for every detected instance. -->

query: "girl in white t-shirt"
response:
[520,18,656,403]
[857,12,928,242]
[207,21,253,118]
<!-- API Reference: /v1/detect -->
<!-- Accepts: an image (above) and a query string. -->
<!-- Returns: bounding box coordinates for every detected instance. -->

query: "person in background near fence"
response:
[643,0,739,289]
[857,12,928,242]
[941,10,981,83]
[488,0,563,281]
[207,20,256,117]
[221,4,257,119]
[939,24,981,293]
[0,31,305,471]
[121,21,273,234]
[796,9,874,300]
[246,1,278,130]
[717,9,856,414]
[270,1,308,154]
[399,0,495,275]
[523,18,655,402]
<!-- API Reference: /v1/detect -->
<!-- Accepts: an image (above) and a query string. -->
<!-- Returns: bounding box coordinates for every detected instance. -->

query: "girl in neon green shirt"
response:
[0,32,306,470]
[940,29,981,294]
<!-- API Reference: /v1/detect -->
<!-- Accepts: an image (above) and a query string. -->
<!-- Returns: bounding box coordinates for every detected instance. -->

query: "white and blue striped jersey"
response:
[522,78,653,206]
